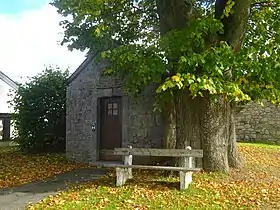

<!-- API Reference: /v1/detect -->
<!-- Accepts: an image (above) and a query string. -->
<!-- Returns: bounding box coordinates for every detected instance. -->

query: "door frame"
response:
[96,96,123,161]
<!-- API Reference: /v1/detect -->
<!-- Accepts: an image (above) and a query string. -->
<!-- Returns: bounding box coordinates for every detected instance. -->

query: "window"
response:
[107,102,118,116]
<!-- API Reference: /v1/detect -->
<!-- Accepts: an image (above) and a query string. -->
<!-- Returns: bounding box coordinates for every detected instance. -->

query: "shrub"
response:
[11,67,69,153]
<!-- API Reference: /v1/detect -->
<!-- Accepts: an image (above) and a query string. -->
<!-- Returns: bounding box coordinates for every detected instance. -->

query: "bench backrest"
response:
[114,148,203,158]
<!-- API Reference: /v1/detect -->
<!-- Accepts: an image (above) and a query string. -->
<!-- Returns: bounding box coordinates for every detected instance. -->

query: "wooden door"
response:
[99,96,122,161]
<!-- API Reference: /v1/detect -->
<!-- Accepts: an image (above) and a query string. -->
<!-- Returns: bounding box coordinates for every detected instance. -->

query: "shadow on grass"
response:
[94,180,181,191]
[90,171,182,191]
[85,169,231,193]
[133,180,179,190]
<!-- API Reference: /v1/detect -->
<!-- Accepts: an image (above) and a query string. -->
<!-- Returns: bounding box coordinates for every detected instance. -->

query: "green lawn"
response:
[27,143,280,210]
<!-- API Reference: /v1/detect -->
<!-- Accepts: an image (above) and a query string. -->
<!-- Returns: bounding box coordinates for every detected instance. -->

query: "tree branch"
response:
[215,0,251,52]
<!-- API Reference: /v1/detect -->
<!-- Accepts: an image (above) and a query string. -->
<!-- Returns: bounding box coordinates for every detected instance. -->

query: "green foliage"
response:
[51,0,159,50]
[11,67,68,153]
[51,0,280,106]
[221,0,235,18]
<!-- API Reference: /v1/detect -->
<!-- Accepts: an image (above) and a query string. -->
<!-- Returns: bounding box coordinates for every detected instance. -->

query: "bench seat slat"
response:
[106,164,202,172]
[114,148,203,158]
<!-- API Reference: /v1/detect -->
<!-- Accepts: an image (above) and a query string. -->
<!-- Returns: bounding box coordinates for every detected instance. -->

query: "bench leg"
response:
[179,171,193,190]
[116,168,129,187]
[124,153,133,179]
[127,168,133,179]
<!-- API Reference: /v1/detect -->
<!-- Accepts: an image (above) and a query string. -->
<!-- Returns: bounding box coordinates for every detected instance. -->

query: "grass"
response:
[0,146,92,189]
[239,141,280,149]
[27,143,280,210]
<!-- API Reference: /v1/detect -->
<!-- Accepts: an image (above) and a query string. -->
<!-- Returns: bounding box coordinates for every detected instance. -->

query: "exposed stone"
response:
[66,55,164,164]
[236,101,280,144]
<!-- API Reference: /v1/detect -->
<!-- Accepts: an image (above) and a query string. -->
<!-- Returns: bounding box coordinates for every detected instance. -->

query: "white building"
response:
[0,71,19,140]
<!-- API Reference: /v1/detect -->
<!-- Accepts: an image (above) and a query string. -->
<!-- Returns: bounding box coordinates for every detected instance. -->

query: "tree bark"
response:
[162,98,176,149]
[174,90,201,168]
[215,0,251,52]
[200,94,230,172]
[156,0,193,35]
[228,104,244,168]
[174,91,230,172]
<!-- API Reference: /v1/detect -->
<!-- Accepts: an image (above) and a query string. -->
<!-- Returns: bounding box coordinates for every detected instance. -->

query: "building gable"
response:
[0,71,19,90]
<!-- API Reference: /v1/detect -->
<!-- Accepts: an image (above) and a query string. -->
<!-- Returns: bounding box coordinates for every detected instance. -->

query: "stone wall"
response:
[125,86,164,164]
[66,55,106,163]
[236,101,280,144]
[66,54,164,164]
[126,87,163,149]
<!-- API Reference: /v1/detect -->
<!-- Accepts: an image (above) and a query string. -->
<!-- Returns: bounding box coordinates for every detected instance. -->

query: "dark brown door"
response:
[99,96,122,161]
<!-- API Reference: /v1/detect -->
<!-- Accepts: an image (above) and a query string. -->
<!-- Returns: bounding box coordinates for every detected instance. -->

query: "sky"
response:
[0,0,86,83]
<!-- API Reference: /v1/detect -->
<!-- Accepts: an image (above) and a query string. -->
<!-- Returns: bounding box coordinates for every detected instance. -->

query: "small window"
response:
[107,109,113,115]
[113,109,118,116]
[107,102,118,116]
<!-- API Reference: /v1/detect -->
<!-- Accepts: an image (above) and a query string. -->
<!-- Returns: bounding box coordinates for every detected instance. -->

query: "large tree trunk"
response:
[162,97,176,149]
[156,0,250,172]
[174,91,230,172]
[174,90,202,167]
[228,104,244,168]
[156,0,193,35]
[200,94,230,172]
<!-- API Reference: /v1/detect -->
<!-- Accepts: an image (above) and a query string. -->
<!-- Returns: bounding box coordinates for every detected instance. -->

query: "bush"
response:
[11,67,69,153]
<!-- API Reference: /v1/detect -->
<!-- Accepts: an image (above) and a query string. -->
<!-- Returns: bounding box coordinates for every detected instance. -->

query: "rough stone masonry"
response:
[236,101,280,144]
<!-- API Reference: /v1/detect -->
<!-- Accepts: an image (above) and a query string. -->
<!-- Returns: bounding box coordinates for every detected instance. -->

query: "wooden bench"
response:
[106,146,203,190]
